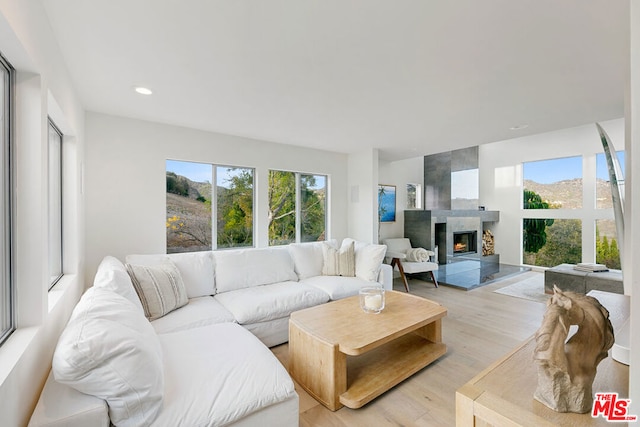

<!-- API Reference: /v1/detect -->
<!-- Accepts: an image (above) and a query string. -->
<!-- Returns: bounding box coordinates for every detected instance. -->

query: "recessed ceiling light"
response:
[509,124,529,131]
[134,86,153,95]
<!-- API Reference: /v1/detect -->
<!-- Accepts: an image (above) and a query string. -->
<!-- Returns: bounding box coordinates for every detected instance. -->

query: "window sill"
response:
[0,274,82,388]
[0,326,38,387]
[48,274,78,313]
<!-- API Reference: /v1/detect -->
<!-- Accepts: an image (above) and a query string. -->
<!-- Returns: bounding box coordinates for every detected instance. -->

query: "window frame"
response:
[165,160,256,253]
[48,118,63,289]
[268,169,328,246]
[213,164,255,250]
[0,52,14,346]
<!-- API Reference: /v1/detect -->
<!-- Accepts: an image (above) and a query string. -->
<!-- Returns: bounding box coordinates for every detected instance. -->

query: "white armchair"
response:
[383,238,439,292]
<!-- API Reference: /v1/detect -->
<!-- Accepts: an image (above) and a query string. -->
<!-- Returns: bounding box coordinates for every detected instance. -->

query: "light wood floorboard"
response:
[271,271,548,426]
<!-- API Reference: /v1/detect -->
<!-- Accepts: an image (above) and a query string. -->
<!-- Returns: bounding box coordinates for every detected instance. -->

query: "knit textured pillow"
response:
[126,261,188,321]
[322,240,355,277]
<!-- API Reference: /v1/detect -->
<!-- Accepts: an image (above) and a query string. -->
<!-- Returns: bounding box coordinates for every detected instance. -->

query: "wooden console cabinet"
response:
[456,291,630,426]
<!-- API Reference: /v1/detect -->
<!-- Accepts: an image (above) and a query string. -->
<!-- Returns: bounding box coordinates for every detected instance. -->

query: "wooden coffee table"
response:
[288,290,447,411]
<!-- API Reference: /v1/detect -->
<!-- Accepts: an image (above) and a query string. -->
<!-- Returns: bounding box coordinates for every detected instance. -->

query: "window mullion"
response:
[295,173,301,243]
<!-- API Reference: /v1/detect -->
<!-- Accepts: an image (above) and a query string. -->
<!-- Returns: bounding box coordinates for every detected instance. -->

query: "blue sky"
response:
[167,160,327,188]
[167,160,211,183]
[523,152,625,184]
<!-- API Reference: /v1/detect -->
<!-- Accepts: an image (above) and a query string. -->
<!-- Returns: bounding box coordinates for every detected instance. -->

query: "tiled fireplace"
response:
[405,209,499,265]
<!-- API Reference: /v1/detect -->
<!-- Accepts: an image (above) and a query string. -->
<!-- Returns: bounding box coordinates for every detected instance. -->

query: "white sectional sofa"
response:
[29,239,391,427]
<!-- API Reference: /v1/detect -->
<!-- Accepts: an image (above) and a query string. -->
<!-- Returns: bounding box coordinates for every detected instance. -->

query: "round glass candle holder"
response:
[359,286,385,314]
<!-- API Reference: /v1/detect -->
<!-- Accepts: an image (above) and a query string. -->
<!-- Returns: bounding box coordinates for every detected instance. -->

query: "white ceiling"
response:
[41,0,629,161]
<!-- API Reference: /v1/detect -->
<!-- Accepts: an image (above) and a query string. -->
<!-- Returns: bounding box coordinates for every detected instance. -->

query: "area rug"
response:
[493,273,550,304]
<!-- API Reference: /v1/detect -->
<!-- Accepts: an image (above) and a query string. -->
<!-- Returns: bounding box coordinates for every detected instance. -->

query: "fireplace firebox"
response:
[453,231,477,255]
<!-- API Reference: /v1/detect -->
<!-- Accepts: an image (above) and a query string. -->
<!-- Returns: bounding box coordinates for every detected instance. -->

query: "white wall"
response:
[347,148,379,243]
[479,118,625,266]
[0,1,85,425]
[378,156,424,242]
[627,0,639,414]
[84,112,349,281]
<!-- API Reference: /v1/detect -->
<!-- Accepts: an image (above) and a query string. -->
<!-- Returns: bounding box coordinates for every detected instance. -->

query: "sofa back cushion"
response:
[214,247,298,293]
[92,256,144,313]
[288,240,337,279]
[52,287,164,427]
[126,251,215,298]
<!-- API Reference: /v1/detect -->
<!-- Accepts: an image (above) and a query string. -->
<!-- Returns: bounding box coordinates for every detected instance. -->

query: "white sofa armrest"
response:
[378,263,393,291]
[29,371,109,427]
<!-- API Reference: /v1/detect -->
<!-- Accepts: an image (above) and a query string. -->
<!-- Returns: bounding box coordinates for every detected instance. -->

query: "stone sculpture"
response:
[533,285,615,413]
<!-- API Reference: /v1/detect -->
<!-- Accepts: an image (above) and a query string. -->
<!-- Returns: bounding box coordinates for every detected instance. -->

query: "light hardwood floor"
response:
[271,271,548,427]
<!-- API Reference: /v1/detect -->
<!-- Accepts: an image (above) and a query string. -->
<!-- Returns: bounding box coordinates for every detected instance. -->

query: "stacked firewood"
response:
[482,229,495,256]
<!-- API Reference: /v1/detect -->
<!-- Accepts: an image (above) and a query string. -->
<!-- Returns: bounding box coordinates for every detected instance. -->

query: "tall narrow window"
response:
[166,160,213,253]
[596,219,621,269]
[48,119,63,287]
[269,170,327,245]
[0,53,13,346]
[268,170,296,245]
[216,166,253,248]
[300,174,327,242]
[406,183,422,209]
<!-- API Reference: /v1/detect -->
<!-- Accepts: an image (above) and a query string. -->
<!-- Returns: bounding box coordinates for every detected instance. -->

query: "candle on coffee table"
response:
[359,286,385,313]
[364,294,382,310]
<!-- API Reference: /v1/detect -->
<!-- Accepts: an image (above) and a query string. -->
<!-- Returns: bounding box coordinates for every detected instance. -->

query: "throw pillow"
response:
[322,240,355,277]
[126,261,188,321]
[342,238,388,281]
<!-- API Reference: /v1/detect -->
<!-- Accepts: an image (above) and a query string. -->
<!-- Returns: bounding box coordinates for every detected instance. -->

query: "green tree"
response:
[268,171,296,245]
[267,171,326,245]
[217,169,253,248]
[596,226,621,269]
[523,189,555,253]
[524,219,582,267]
[300,175,326,242]
[166,171,190,196]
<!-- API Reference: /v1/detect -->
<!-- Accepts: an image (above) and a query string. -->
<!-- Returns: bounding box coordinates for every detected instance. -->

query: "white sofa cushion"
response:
[214,247,298,293]
[126,251,215,298]
[243,317,291,348]
[214,281,329,324]
[401,260,439,274]
[300,275,376,300]
[52,287,164,427]
[92,256,144,313]
[153,323,297,426]
[322,240,356,277]
[126,262,189,321]
[342,238,387,282]
[150,296,236,334]
[288,240,337,279]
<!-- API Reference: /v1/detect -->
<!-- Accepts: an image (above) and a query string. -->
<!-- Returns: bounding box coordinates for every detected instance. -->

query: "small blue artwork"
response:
[378,185,396,222]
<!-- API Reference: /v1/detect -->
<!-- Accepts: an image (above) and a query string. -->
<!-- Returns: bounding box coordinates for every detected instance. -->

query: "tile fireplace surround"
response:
[403,209,530,290]
[404,210,499,265]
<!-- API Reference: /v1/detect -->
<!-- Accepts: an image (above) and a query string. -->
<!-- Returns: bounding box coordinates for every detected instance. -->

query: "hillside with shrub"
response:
[523,180,620,269]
